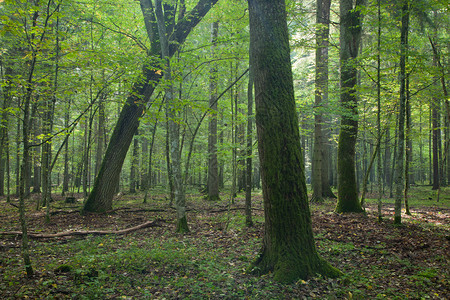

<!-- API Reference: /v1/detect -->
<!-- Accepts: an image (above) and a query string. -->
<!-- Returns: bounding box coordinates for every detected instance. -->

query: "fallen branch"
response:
[50,209,81,216]
[107,207,168,214]
[0,220,164,239]
[208,207,264,213]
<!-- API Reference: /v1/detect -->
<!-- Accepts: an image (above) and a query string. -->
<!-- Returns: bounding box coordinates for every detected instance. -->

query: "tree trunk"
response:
[207,21,220,201]
[62,99,70,196]
[230,62,237,202]
[311,0,332,203]
[31,117,41,195]
[141,133,149,191]
[0,65,14,198]
[95,97,106,177]
[245,64,254,227]
[376,0,383,221]
[394,0,409,224]
[15,114,21,196]
[155,0,188,233]
[404,73,412,215]
[248,0,340,282]
[335,0,365,213]
[83,0,218,213]
[129,131,139,193]
[148,119,159,189]
[431,45,441,191]
[0,85,10,197]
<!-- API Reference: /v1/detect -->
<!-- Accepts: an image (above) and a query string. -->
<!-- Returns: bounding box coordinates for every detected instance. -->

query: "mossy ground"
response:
[0,186,448,299]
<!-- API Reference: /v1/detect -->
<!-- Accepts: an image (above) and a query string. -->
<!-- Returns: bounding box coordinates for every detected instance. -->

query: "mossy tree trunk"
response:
[248,0,341,282]
[82,0,218,213]
[335,0,365,213]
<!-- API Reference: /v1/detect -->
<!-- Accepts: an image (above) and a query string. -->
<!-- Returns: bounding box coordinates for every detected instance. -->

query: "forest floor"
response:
[0,187,449,299]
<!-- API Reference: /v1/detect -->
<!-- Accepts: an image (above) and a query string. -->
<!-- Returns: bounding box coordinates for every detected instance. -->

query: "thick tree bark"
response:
[335,0,365,213]
[83,0,218,213]
[248,0,340,282]
[207,21,220,201]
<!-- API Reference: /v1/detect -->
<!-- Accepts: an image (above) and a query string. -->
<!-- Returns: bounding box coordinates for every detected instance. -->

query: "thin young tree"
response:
[207,21,220,201]
[155,0,188,233]
[245,64,253,227]
[394,0,409,224]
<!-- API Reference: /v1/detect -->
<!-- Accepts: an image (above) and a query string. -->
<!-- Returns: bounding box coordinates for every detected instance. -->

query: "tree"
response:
[247,0,341,282]
[245,64,253,227]
[155,0,189,233]
[335,0,365,213]
[393,0,409,224]
[207,21,220,201]
[83,0,218,213]
[311,0,334,202]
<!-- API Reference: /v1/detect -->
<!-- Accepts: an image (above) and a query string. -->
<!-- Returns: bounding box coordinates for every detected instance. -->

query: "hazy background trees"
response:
[0,0,448,223]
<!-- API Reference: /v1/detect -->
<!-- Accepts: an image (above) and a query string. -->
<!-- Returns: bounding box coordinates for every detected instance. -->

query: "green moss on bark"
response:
[248,0,341,284]
[176,216,189,233]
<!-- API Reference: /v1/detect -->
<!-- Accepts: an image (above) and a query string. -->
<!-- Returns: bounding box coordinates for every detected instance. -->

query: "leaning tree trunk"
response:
[248,0,341,283]
[82,0,218,213]
[335,0,365,213]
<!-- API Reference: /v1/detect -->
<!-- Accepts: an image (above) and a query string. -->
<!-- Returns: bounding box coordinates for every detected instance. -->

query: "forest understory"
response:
[0,187,449,299]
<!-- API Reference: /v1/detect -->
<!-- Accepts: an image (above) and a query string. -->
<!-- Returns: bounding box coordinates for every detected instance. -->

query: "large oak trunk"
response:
[248,0,340,282]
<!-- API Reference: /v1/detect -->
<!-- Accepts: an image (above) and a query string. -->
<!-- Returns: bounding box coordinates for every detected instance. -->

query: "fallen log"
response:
[0,220,164,239]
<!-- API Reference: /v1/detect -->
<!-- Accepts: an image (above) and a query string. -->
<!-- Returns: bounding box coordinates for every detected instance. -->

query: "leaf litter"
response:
[0,192,448,299]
